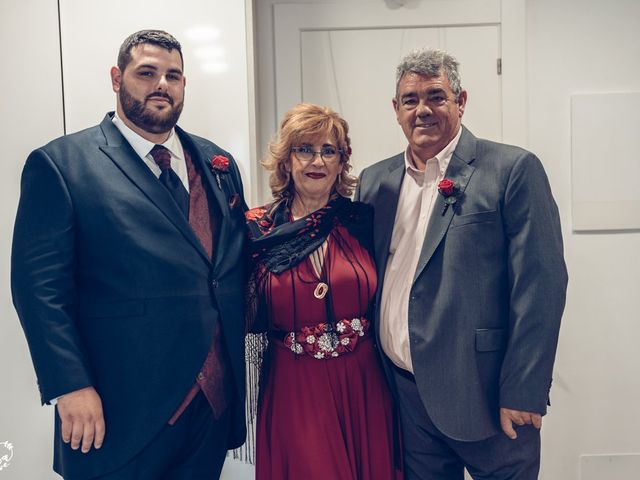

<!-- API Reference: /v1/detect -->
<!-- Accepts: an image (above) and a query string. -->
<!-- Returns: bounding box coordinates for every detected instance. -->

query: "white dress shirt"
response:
[380,128,462,372]
[112,113,189,192]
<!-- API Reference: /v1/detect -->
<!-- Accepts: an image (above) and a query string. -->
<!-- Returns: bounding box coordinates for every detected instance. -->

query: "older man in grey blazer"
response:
[355,47,568,479]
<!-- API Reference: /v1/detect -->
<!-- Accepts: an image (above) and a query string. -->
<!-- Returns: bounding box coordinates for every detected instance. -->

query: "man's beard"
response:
[119,83,184,134]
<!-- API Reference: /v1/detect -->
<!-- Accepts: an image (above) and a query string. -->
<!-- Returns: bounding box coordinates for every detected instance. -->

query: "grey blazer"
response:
[356,126,568,442]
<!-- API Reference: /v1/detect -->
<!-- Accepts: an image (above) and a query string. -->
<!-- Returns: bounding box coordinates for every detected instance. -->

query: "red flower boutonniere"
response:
[438,178,459,215]
[210,155,230,189]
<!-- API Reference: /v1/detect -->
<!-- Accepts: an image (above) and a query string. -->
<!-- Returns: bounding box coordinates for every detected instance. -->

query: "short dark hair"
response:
[117,30,183,71]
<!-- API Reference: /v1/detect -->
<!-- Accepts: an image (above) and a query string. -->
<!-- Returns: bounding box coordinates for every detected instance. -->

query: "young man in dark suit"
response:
[12,30,247,479]
[356,47,568,479]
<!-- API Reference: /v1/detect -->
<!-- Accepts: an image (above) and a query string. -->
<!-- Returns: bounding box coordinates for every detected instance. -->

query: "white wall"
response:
[1,1,65,477]
[527,0,640,478]
[0,1,256,478]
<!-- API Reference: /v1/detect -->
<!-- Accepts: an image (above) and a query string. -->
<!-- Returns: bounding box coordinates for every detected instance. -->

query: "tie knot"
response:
[150,145,172,170]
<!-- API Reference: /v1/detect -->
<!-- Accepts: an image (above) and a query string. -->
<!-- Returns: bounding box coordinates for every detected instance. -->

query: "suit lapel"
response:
[176,127,234,273]
[177,128,230,221]
[373,154,405,276]
[98,114,211,264]
[412,126,477,283]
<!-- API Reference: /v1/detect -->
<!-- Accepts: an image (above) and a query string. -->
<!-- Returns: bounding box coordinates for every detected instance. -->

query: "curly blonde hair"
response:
[262,103,358,200]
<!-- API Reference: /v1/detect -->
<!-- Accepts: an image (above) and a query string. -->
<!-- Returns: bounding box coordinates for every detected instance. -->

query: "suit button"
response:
[211,279,219,288]
[197,372,205,381]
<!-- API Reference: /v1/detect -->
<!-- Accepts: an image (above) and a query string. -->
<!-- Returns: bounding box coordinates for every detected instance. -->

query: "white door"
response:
[273,0,526,174]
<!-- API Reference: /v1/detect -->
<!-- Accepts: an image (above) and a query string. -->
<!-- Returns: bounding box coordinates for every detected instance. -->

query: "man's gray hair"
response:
[395,47,462,100]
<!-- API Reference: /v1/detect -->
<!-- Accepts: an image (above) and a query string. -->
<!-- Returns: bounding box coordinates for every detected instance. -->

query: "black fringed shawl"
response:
[248,194,373,271]
[245,193,373,331]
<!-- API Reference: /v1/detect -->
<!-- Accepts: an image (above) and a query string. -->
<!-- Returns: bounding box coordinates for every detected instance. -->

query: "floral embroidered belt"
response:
[271,317,370,360]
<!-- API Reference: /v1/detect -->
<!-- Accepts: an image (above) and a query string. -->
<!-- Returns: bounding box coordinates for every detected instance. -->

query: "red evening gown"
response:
[255,225,402,479]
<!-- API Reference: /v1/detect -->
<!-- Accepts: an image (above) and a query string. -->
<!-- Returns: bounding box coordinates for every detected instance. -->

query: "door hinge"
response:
[497,58,502,75]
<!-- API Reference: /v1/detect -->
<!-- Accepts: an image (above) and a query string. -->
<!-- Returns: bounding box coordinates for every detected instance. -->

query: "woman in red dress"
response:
[245,103,402,479]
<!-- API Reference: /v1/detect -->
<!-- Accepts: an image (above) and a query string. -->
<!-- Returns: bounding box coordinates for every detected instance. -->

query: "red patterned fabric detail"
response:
[282,317,370,359]
[168,149,233,423]
[186,149,215,258]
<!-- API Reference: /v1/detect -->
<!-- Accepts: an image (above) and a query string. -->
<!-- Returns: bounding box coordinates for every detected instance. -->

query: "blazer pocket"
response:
[80,300,146,319]
[475,328,507,352]
[450,209,499,228]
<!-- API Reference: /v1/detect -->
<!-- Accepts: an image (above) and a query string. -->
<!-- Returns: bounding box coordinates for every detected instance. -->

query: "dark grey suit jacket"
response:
[11,113,247,479]
[356,126,568,442]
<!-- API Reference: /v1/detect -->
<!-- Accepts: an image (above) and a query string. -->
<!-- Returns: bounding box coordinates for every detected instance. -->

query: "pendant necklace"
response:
[311,242,329,299]
[314,282,329,299]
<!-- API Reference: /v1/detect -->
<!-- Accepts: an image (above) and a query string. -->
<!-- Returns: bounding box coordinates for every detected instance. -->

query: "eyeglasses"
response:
[291,145,344,163]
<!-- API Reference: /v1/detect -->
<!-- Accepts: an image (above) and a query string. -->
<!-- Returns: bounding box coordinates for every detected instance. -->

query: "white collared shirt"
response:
[112,113,189,192]
[380,127,462,372]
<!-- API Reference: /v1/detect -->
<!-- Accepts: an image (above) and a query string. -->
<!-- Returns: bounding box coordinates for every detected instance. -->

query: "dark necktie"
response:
[150,145,189,217]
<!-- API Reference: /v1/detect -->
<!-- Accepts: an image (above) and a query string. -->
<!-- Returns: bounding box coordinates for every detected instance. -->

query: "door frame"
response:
[274,0,527,146]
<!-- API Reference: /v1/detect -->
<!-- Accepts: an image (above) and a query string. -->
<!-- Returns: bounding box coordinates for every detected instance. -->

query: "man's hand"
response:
[57,386,105,453]
[499,407,542,440]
